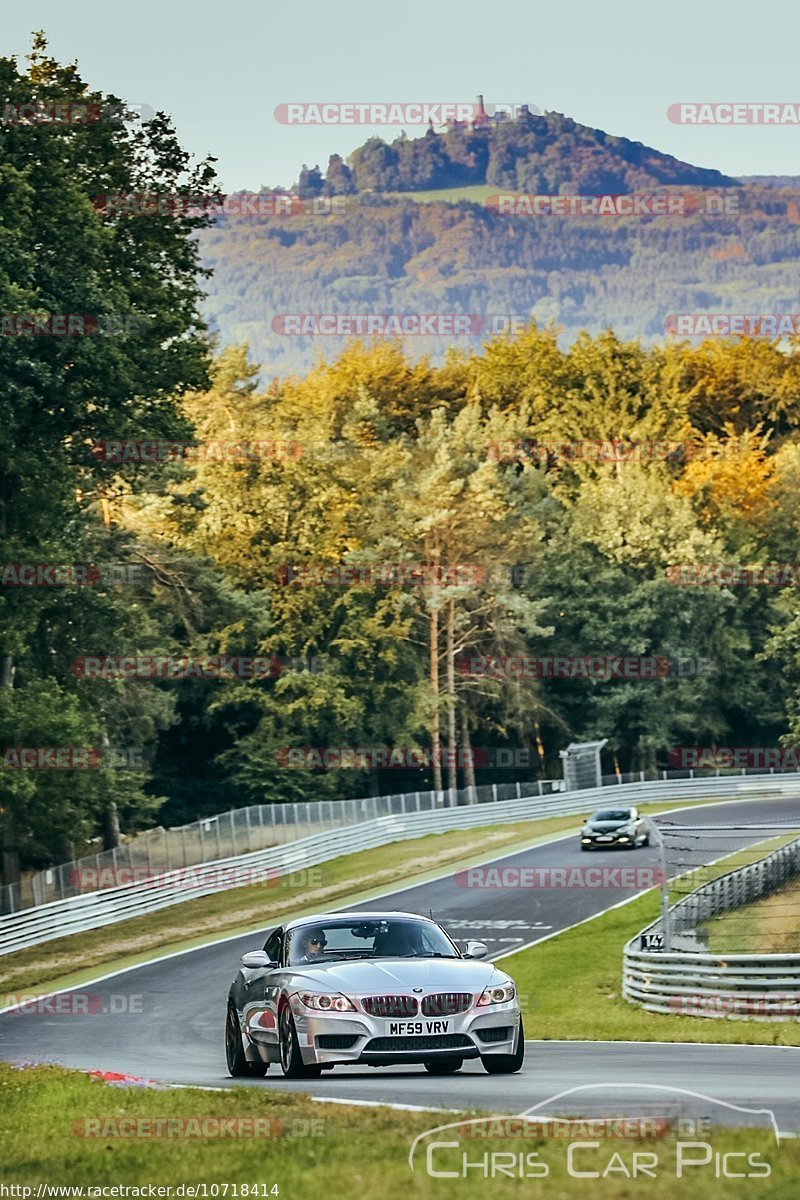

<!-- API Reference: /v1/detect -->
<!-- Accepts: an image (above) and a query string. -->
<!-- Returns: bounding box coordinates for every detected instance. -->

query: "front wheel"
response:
[225,1003,268,1077]
[279,1005,322,1079]
[424,1058,463,1074]
[481,1018,525,1074]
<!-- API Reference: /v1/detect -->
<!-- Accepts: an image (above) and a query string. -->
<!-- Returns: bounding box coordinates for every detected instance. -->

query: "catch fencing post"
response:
[644,816,672,951]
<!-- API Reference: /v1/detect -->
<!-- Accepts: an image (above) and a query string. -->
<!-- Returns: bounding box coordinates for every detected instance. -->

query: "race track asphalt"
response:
[1,797,798,1131]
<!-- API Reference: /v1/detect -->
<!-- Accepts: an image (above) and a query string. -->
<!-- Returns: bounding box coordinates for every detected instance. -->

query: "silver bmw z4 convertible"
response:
[225,911,524,1078]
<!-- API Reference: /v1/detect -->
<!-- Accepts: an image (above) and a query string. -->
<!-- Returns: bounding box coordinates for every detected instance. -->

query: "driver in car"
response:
[297,928,329,963]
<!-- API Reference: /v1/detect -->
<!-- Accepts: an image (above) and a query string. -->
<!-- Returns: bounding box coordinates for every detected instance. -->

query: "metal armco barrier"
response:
[27,778,565,908]
[2,772,798,958]
[624,835,800,1019]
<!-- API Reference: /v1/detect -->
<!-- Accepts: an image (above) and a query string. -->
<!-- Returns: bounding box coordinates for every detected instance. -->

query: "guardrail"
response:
[2,772,797,959]
[24,778,565,910]
[623,836,800,1019]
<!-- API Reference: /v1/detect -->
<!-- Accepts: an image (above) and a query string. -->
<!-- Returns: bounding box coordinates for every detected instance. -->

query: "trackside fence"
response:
[624,837,800,1019]
[25,779,564,910]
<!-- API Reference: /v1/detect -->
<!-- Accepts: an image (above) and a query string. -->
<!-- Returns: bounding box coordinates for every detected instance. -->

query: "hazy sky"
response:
[4,0,799,190]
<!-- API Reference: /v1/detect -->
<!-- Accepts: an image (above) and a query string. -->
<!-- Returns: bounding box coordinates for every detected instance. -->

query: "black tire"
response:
[481,1017,525,1074]
[424,1058,463,1075]
[279,1005,322,1079]
[225,1003,268,1077]
[642,834,650,847]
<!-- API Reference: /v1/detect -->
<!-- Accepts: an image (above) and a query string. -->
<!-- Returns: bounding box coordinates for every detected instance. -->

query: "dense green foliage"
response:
[310,112,736,195]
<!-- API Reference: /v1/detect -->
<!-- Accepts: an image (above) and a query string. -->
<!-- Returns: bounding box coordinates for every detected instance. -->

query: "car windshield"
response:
[592,810,632,821]
[285,919,459,965]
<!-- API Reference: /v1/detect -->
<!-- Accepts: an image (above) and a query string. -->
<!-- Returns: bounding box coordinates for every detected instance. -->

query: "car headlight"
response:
[296,991,356,1012]
[477,983,516,1006]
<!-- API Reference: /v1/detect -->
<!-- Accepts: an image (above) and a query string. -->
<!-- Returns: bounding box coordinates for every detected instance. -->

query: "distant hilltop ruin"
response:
[440,94,538,132]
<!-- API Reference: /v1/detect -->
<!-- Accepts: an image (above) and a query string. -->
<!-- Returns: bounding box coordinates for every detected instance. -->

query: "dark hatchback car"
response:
[580,806,649,850]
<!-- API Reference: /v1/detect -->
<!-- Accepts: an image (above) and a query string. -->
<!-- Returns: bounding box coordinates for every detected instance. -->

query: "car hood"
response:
[286,958,500,992]
[586,820,629,831]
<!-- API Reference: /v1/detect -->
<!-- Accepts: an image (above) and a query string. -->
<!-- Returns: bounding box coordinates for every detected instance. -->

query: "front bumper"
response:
[289,997,520,1065]
[581,833,634,848]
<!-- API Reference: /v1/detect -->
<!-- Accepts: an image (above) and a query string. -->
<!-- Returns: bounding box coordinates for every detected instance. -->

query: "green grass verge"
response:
[704,876,800,954]
[379,184,499,205]
[0,1064,796,1198]
[507,836,800,1045]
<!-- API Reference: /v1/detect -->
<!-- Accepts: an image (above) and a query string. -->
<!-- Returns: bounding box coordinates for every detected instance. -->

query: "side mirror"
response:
[241,950,272,969]
[463,940,489,959]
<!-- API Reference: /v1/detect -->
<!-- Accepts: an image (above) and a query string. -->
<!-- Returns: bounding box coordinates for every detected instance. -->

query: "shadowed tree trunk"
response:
[446,599,457,805]
[429,603,442,794]
[461,710,477,803]
[100,728,122,849]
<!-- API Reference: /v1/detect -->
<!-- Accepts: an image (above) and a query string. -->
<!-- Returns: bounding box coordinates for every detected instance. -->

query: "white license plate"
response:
[597,835,614,841]
[386,1020,450,1035]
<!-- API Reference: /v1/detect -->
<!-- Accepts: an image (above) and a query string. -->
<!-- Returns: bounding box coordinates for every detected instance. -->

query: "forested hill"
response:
[198,183,800,379]
[295,110,738,195]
